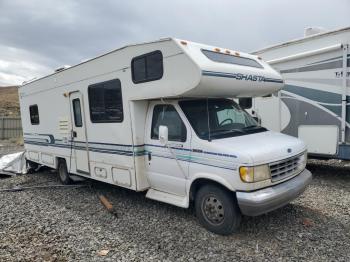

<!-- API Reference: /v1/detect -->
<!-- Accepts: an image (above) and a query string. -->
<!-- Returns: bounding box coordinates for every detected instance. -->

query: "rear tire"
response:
[26,160,39,173]
[195,184,241,235]
[57,159,72,185]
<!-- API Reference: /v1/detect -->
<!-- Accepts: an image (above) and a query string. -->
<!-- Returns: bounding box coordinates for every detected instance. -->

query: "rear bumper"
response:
[236,169,312,216]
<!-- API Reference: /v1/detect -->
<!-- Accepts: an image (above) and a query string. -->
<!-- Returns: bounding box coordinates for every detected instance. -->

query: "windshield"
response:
[179,99,267,140]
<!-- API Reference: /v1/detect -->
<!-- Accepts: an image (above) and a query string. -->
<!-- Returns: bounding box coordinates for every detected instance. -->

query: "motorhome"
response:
[252,27,350,160]
[19,38,311,235]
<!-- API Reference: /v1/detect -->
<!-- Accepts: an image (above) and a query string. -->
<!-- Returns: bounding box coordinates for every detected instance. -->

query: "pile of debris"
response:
[0,151,26,176]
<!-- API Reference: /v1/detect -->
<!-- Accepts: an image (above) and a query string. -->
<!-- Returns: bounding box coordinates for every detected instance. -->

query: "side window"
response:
[72,99,83,127]
[201,49,263,69]
[151,105,186,142]
[88,79,123,123]
[29,105,39,125]
[132,50,163,83]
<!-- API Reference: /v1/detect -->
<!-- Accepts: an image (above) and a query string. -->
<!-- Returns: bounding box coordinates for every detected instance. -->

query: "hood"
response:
[209,131,306,165]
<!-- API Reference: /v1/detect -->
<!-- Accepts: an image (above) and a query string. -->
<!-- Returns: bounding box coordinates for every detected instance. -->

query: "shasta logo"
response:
[202,70,283,83]
[233,73,265,82]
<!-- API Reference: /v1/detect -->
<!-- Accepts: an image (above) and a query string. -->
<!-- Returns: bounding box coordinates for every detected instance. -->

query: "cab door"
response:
[144,103,191,196]
[70,92,90,175]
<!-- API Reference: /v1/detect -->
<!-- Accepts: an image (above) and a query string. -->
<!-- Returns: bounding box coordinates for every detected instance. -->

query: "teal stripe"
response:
[284,84,341,104]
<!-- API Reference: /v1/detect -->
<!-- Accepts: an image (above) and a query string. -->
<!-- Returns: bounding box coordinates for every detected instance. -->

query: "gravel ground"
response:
[0,160,349,262]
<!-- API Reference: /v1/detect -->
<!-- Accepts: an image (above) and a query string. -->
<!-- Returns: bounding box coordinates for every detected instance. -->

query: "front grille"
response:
[269,153,304,182]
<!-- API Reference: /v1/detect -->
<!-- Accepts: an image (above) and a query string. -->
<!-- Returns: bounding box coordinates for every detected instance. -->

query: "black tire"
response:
[26,160,39,173]
[195,184,241,235]
[57,159,72,185]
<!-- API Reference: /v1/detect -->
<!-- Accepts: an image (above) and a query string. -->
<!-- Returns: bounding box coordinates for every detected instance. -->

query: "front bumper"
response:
[236,169,312,216]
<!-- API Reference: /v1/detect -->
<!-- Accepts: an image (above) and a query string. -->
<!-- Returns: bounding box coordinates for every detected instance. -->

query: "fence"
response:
[0,117,22,140]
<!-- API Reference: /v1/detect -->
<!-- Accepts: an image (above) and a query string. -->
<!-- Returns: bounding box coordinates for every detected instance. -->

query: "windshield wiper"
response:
[243,125,260,129]
[210,129,245,137]
[243,125,267,133]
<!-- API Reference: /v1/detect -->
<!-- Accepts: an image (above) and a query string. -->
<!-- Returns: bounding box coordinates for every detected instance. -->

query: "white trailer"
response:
[19,38,311,235]
[252,27,350,159]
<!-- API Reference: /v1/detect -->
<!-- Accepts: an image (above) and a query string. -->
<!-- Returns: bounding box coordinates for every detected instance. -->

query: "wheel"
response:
[57,159,72,185]
[195,184,241,235]
[26,160,39,173]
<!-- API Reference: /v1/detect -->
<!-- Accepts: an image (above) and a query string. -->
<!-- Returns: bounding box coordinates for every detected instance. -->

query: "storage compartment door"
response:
[298,125,338,155]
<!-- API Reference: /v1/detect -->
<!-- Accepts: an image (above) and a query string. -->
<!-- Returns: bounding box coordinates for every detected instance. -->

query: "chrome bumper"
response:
[236,169,312,216]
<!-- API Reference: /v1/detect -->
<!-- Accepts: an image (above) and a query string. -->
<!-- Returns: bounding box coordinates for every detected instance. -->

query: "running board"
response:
[146,189,188,208]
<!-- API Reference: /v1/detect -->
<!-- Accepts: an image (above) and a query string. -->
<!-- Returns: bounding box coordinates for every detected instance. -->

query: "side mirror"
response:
[159,125,168,145]
[239,97,252,109]
[253,116,261,125]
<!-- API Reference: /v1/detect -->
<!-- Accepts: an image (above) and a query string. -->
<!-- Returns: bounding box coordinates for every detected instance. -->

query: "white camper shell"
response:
[20,38,311,235]
[253,27,350,160]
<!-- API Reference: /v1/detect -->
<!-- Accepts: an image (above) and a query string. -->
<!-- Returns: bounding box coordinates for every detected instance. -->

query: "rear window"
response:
[202,49,263,69]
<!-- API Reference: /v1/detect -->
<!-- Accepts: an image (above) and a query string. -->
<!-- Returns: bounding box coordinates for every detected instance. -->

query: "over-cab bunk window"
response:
[202,49,263,69]
[29,104,39,125]
[131,50,163,83]
[88,79,123,123]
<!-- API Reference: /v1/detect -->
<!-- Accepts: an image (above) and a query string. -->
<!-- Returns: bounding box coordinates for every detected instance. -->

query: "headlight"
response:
[239,164,270,183]
[297,151,307,172]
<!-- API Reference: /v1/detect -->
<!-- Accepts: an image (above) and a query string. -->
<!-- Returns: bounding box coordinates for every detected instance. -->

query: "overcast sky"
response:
[0,0,349,86]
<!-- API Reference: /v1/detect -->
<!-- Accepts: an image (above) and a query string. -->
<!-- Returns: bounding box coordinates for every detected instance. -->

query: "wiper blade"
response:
[210,129,244,136]
[243,125,260,130]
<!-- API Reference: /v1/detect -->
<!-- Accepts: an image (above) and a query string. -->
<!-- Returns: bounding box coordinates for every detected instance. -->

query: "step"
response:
[146,189,188,208]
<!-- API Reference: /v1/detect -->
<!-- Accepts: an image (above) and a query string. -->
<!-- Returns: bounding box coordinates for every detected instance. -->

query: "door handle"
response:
[72,131,77,138]
[168,143,183,148]
[148,152,152,161]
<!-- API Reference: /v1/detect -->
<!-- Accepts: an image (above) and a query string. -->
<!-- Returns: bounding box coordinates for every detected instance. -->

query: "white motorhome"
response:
[252,27,350,160]
[19,38,311,235]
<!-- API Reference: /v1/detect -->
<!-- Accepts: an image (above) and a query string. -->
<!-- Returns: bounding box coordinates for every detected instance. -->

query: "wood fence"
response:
[0,117,22,140]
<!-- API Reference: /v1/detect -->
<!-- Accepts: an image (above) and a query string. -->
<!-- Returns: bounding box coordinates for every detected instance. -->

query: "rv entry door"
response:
[70,92,90,175]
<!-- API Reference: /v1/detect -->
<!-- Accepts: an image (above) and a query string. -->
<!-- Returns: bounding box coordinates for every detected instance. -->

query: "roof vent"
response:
[304,27,327,37]
[55,65,71,73]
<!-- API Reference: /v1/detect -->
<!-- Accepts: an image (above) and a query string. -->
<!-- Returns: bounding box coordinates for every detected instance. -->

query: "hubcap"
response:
[202,195,225,225]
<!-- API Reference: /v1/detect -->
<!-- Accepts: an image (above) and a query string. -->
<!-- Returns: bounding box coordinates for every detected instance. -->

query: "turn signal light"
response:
[239,164,271,183]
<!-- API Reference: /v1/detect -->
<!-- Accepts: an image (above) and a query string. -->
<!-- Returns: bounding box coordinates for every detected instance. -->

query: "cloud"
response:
[0,45,52,86]
[0,0,349,86]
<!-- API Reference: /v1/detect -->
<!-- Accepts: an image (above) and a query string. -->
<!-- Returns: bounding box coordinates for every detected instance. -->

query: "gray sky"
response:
[0,0,349,86]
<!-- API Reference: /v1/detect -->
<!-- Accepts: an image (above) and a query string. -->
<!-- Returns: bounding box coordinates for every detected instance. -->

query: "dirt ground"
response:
[0,86,20,117]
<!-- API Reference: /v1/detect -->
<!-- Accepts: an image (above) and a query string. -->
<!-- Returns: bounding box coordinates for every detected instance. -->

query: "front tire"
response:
[195,184,241,235]
[57,159,72,185]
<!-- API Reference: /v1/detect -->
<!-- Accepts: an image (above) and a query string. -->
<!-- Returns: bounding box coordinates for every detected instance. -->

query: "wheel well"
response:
[55,157,66,169]
[189,178,235,201]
